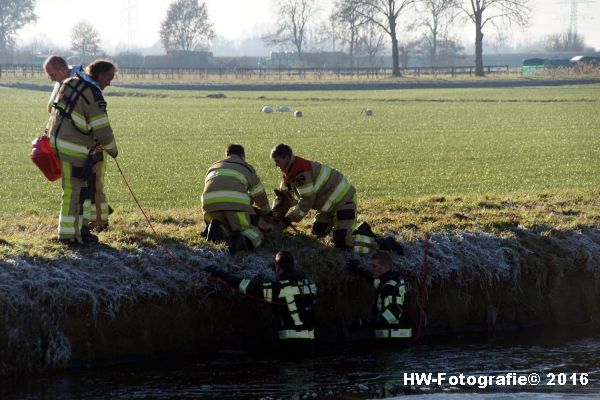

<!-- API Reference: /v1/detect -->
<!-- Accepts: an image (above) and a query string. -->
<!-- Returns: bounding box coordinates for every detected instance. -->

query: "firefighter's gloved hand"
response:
[348,319,365,331]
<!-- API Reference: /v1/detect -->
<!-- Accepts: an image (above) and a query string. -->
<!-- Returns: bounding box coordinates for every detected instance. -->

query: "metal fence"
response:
[0,64,512,81]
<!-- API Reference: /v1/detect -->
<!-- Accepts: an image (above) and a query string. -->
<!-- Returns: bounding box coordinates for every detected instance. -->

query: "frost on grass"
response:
[1,227,600,375]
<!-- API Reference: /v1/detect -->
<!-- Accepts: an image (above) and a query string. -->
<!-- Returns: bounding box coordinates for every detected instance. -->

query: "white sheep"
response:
[361,108,373,116]
[277,106,291,112]
[261,106,273,113]
[294,110,303,118]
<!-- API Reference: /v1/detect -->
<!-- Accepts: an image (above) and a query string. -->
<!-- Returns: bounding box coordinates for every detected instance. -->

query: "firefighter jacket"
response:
[48,75,118,164]
[371,270,412,339]
[279,156,355,222]
[227,270,317,340]
[201,155,271,215]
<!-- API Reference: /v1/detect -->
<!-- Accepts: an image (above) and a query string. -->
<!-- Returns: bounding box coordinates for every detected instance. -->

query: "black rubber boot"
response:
[207,220,224,242]
[228,231,252,255]
[80,226,99,244]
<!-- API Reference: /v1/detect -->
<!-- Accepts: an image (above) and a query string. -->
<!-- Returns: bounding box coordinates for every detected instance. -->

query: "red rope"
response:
[413,231,431,342]
[112,157,285,306]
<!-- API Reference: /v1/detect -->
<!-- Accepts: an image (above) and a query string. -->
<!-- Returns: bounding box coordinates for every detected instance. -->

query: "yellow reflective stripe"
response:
[297,183,315,197]
[263,288,272,302]
[242,228,262,248]
[201,190,251,205]
[89,113,110,129]
[279,330,314,340]
[313,164,331,193]
[55,138,90,158]
[239,278,251,294]
[205,169,248,187]
[249,182,266,196]
[103,139,117,151]
[382,309,398,324]
[236,212,251,230]
[70,111,90,132]
[375,329,412,338]
[287,206,306,221]
[383,296,395,307]
[320,177,351,212]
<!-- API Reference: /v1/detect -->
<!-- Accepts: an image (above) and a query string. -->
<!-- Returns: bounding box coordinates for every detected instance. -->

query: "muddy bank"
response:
[1,227,600,377]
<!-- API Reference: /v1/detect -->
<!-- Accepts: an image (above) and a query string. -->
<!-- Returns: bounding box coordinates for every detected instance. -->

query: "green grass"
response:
[1,83,599,256]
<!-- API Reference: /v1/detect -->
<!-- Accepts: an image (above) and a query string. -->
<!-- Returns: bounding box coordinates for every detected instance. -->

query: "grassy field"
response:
[1,82,599,256]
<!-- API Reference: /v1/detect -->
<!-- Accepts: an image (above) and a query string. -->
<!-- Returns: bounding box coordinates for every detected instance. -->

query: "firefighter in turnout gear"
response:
[204,250,317,350]
[201,144,271,254]
[47,60,118,244]
[270,143,361,251]
[347,251,412,341]
[81,61,118,232]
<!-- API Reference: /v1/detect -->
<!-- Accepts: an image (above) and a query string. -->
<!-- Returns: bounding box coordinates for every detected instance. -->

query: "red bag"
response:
[31,136,61,181]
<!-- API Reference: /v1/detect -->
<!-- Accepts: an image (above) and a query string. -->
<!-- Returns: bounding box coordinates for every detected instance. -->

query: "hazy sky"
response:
[17,0,600,53]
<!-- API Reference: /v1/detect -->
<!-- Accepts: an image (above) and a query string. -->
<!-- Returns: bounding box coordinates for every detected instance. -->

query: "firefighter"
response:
[44,56,112,232]
[347,251,412,341]
[270,143,365,251]
[81,62,117,232]
[47,59,118,245]
[201,144,271,254]
[43,56,84,113]
[204,250,317,351]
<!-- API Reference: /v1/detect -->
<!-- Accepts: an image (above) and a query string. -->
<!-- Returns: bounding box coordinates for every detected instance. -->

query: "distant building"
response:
[144,50,213,68]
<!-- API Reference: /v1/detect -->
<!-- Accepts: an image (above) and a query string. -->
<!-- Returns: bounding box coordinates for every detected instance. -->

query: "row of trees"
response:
[1,0,596,76]
[264,0,532,76]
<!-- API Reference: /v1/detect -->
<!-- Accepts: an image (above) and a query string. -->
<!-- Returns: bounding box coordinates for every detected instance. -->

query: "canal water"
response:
[2,327,599,399]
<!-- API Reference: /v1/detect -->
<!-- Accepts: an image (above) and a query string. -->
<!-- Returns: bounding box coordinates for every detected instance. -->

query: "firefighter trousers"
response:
[204,210,263,249]
[58,159,90,242]
[83,154,108,229]
[312,192,357,248]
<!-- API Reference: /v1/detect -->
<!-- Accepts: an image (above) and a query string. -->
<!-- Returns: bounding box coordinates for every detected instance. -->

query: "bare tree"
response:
[544,31,587,52]
[71,21,101,62]
[398,34,421,69]
[263,0,316,60]
[160,0,214,53]
[334,0,367,68]
[0,0,37,50]
[458,0,529,76]
[359,19,387,67]
[421,0,458,66]
[356,0,417,77]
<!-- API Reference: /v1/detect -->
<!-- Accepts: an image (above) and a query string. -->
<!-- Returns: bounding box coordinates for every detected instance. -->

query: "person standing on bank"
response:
[347,251,412,341]
[47,59,118,244]
[81,61,118,232]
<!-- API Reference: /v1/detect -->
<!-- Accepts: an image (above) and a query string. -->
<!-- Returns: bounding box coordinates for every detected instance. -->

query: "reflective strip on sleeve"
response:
[70,111,90,132]
[278,329,315,340]
[320,177,352,212]
[201,191,251,206]
[205,169,248,187]
[353,234,375,254]
[296,183,315,197]
[249,182,266,196]
[287,205,306,221]
[382,309,398,325]
[89,113,110,130]
[103,139,117,152]
[239,278,251,294]
[374,328,412,339]
[312,164,331,194]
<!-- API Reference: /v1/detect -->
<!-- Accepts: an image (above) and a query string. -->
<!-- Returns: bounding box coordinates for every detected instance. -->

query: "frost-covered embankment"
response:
[1,228,600,376]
